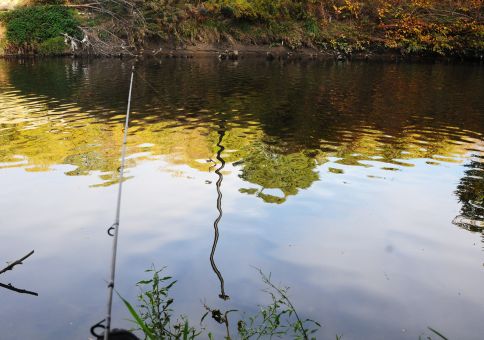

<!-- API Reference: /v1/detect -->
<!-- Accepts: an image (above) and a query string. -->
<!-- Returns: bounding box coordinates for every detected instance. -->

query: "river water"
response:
[0,58,483,339]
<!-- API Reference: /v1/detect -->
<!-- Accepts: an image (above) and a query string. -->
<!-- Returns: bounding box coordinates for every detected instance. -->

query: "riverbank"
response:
[141,43,484,62]
[1,43,481,63]
[1,1,483,60]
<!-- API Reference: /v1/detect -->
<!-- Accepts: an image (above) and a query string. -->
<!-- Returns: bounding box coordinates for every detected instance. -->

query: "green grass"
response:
[119,265,320,339]
[38,36,67,55]
[118,266,452,340]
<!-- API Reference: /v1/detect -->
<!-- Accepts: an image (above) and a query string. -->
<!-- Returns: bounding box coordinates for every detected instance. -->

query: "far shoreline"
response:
[1,43,482,63]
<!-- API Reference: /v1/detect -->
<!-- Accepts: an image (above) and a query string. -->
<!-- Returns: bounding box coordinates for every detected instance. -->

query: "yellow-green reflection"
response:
[1,58,483,340]
[0,58,482,205]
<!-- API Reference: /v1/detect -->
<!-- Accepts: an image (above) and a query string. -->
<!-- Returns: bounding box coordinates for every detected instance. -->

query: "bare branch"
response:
[0,250,34,276]
[0,282,38,296]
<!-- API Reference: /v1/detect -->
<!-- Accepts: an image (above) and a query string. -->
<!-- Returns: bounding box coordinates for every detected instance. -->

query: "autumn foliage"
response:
[199,0,483,55]
[1,0,482,57]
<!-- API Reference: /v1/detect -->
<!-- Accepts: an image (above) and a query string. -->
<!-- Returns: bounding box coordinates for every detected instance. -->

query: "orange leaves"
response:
[353,0,481,55]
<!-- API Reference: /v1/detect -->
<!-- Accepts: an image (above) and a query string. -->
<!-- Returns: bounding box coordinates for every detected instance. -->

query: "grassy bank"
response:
[0,1,483,58]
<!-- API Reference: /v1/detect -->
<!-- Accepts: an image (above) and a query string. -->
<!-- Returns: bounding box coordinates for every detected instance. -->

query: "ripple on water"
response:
[0,58,483,340]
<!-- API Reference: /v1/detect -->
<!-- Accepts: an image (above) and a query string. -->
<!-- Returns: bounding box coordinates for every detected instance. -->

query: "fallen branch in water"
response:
[0,250,34,276]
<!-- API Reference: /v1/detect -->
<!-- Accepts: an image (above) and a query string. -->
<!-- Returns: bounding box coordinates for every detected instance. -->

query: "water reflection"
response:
[1,58,484,339]
[1,58,483,239]
[239,144,319,204]
[210,126,229,301]
[1,59,482,192]
[1,58,483,238]
[453,154,484,232]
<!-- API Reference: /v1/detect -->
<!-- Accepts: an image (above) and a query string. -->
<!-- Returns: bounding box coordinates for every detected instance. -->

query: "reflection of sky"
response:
[1,59,483,340]
[269,161,483,339]
[1,154,483,340]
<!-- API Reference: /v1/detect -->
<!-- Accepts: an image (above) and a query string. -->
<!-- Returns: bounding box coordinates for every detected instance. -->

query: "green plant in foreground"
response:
[120,266,320,339]
[120,266,449,340]
[236,268,320,340]
[118,266,200,340]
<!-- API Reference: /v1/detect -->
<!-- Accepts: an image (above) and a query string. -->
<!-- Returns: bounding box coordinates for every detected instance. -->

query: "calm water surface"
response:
[0,58,483,339]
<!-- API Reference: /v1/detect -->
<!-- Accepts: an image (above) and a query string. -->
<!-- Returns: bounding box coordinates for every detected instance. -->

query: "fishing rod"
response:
[104,62,135,340]
[91,62,137,340]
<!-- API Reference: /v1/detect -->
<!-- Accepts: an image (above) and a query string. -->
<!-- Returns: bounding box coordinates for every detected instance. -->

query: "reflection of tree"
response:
[239,143,319,204]
[1,58,484,202]
[6,58,128,113]
[454,156,484,232]
[6,59,82,99]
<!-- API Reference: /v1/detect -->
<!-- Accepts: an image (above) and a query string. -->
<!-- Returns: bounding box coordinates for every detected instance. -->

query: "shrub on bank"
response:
[1,5,80,55]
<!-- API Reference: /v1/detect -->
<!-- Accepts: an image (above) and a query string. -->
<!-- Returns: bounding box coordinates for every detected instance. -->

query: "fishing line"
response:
[134,69,164,98]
